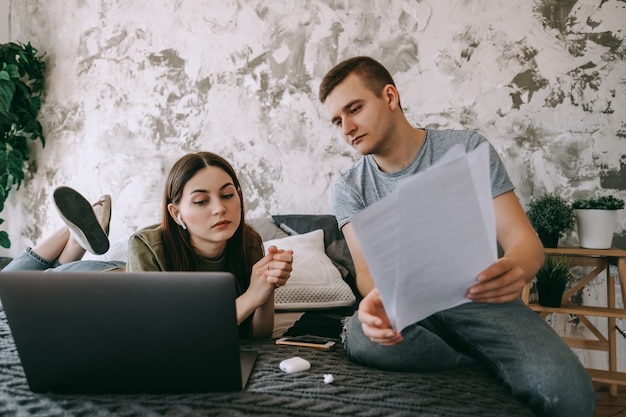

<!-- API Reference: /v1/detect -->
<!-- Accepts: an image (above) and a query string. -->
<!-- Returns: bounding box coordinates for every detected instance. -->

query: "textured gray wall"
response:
[3,0,626,375]
[4,0,625,254]
[0,0,8,43]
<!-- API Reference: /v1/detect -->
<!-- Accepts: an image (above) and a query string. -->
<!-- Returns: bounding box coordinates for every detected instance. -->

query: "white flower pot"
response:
[575,209,618,249]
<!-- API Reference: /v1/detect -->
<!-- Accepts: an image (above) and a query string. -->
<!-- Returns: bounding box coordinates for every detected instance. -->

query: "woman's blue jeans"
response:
[343,300,597,417]
[1,247,125,273]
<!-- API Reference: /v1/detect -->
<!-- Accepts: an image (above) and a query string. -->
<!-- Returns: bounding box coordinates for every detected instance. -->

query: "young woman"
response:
[2,152,293,338]
[126,152,293,337]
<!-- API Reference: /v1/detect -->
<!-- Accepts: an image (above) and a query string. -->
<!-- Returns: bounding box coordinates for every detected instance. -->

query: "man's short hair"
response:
[318,56,397,104]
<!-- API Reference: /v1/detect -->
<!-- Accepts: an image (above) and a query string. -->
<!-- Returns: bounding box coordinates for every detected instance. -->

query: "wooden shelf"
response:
[522,247,626,397]
[527,303,626,319]
[587,369,626,386]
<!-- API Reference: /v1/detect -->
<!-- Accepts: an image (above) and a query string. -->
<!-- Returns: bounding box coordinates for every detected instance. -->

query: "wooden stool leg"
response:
[608,264,618,397]
[613,258,626,397]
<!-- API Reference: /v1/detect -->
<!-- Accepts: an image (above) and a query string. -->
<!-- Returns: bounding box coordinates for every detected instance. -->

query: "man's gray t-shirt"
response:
[332,129,514,229]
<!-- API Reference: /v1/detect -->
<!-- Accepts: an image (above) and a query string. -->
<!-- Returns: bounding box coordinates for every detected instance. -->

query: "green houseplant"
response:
[535,255,573,307]
[0,42,46,249]
[572,195,624,249]
[572,195,625,210]
[525,193,575,248]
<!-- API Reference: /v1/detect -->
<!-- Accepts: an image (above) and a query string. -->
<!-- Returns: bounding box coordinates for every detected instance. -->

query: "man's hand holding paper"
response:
[357,288,404,345]
[351,143,497,332]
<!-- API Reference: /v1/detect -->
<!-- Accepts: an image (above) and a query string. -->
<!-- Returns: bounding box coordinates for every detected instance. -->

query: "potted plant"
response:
[572,195,624,249]
[535,255,573,307]
[525,193,575,248]
[0,41,46,249]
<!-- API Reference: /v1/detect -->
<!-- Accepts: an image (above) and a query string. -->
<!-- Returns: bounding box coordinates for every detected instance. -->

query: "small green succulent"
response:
[572,195,625,210]
[526,193,575,237]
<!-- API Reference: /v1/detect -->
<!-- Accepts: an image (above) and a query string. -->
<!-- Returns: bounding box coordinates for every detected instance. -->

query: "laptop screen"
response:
[0,271,256,393]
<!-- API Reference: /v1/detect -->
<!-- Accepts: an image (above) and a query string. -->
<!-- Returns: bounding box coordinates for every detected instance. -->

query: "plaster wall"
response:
[0,0,8,43]
[4,0,626,370]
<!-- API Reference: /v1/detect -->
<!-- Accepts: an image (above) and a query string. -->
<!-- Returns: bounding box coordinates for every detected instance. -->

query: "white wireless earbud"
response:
[177,213,187,230]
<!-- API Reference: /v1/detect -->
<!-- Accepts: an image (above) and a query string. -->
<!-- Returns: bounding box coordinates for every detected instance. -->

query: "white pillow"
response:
[263,229,356,310]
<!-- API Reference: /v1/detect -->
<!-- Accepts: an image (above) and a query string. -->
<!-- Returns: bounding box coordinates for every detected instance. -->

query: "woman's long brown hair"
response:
[161,152,261,295]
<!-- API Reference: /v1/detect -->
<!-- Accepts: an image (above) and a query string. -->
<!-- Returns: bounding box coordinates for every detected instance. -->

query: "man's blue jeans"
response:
[2,247,125,273]
[343,299,597,417]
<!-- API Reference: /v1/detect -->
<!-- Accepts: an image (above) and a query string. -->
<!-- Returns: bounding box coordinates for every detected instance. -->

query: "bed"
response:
[0,215,536,416]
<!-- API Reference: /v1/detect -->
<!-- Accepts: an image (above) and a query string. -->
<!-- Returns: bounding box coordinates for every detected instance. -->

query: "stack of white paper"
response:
[352,142,497,331]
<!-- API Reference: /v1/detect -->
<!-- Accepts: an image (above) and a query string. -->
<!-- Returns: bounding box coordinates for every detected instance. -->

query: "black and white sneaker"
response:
[53,186,110,255]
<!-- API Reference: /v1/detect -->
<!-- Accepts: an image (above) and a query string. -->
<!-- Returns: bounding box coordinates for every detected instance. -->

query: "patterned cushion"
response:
[263,229,356,310]
[271,214,357,294]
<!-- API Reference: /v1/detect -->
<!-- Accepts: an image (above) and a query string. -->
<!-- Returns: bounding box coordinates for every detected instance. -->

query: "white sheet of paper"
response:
[351,143,497,331]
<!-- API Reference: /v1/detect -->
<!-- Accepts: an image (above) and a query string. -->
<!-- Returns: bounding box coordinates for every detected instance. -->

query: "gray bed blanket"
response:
[0,310,536,417]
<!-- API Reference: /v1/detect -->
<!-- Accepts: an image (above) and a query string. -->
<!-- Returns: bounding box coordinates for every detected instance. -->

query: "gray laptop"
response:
[0,271,257,394]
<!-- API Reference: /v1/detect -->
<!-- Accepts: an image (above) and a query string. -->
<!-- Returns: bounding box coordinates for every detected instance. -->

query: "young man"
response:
[319,56,596,417]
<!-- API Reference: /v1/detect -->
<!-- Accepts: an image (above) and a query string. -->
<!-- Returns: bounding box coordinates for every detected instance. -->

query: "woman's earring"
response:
[177,213,187,230]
